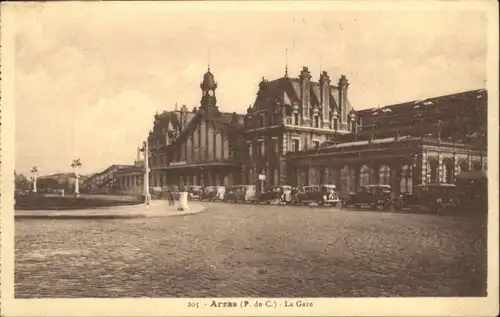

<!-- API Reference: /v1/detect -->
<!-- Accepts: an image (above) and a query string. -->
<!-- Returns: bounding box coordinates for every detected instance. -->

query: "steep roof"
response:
[251,76,345,112]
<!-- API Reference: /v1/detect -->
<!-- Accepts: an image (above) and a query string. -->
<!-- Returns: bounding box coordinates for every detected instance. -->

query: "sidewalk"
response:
[15,200,206,220]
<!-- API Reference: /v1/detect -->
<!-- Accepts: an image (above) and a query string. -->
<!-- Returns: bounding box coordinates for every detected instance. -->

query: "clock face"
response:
[208,90,214,96]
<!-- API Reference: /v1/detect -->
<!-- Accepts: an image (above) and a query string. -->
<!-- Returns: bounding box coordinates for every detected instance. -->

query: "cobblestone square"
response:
[15,203,487,298]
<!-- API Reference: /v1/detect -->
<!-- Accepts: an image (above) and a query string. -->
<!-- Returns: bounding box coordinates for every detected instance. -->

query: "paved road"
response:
[15,203,486,298]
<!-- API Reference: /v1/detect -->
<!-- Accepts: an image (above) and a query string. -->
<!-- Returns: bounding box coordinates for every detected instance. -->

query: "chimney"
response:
[349,110,357,133]
[231,112,239,124]
[319,71,331,129]
[300,66,312,124]
[180,105,188,130]
[338,75,349,124]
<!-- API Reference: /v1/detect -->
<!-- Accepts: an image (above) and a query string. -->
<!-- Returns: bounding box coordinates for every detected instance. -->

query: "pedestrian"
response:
[167,188,174,206]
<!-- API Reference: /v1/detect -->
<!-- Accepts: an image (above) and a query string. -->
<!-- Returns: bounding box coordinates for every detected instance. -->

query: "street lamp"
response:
[140,140,152,205]
[71,159,82,196]
[30,166,38,193]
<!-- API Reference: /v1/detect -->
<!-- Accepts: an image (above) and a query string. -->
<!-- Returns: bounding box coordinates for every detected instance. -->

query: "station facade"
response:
[115,66,487,195]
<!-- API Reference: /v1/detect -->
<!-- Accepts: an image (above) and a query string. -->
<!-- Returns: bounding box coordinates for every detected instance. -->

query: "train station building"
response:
[113,66,487,195]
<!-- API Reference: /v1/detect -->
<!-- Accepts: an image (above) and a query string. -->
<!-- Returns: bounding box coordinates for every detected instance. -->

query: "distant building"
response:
[37,172,87,193]
[83,164,134,194]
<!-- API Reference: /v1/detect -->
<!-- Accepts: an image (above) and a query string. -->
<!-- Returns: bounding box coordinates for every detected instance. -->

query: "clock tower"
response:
[200,67,218,109]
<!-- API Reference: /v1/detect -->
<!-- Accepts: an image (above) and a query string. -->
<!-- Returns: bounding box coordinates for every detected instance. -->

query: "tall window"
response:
[259,140,265,157]
[359,165,370,187]
[292,139,300,152]
[314,115,320,128]
[211,133,216,160]
[459,161,469,173]
[400,165,412,193]
[259,113,265,127]
[429,160,438,183]
[248,142,253,159]
[340,165,350,194]
[443,160,454,183]
[270,138,279,156]
[379,165,391,185]
[293,112,299,125]
[248,168,254,184]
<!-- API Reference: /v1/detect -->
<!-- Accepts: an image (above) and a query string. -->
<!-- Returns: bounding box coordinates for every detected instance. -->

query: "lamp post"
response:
[71,159,82,196]
[30,166,38,193]
[140,140,152,205]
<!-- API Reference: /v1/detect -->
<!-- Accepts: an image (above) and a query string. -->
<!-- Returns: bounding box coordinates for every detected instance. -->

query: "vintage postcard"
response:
[1,0,499,316]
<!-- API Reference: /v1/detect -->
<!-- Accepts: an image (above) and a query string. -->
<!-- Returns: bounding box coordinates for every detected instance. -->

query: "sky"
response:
[12,1,488,176]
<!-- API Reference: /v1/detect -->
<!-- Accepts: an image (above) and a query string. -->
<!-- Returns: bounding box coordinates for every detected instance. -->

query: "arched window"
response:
[359,165,370,187]
[248,168,254,184]
[400,164,413,193]
[379,165,391,185]
[459,160,469,173]
[442,159,454,183]
[429,159,438,183]
[340,165,350,194]
[472,161,482,171]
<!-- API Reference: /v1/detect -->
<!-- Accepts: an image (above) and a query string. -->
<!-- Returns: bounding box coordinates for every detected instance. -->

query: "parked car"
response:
[224,185,258,203]
[455,171,487,215]
[394,183,457,214]
[341,184,393,210]
[187,185,203,200]
[201,185,226,201]
[259,185,293,204]
[295,184,341,206]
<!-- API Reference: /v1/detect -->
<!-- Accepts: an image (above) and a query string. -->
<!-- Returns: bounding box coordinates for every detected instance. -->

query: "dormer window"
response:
[259,113,265,127]
[293,112,299,125]
[314,115,319,128]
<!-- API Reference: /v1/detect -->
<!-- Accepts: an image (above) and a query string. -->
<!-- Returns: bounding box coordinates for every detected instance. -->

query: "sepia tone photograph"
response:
[1,1,498,316]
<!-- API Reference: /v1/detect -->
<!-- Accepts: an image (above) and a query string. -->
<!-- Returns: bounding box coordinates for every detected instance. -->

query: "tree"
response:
[14,172,31,191]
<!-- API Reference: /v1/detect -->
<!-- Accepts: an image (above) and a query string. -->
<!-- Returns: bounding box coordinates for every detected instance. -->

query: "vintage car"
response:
[295,185,341,206]
[186,185,203,200]
[200,185,226,201]
[341,184,393,209]
[224,185,258,203]
[259,185,293,204]
[455,171,487,215]
[394,183,457,214]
